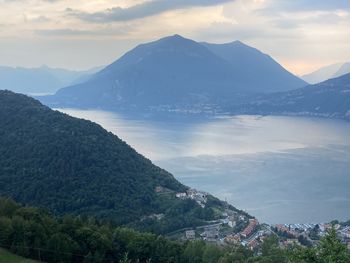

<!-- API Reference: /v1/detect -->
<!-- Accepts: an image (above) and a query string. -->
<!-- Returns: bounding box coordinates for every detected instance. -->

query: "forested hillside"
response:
[0,90,244,233]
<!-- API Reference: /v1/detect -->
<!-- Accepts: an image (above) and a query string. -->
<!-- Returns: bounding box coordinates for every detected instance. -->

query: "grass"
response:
[0,248,40,263]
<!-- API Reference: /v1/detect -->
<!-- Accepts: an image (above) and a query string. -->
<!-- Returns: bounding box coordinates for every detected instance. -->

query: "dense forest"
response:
[0,198,349,263]
[0,90,246,234]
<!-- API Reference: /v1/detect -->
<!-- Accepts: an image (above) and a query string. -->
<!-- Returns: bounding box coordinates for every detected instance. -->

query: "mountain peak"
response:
[228,40,245,45]
[154,34,195,46]
[169,34,185,39]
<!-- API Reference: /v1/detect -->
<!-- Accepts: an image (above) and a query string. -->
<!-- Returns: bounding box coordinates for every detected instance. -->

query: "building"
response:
[228,216,236,228]
[225,234,241,244]
[241,219,259,238]
[176,192,187,198]
[185,230,196,240]
[247,239,259,250]
[202,226,219,241]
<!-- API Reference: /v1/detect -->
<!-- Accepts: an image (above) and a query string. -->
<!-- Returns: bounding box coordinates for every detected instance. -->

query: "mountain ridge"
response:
[301,62,350,84]
[233,73,350,121]
[40,34,307,110]
[0,65,101,95]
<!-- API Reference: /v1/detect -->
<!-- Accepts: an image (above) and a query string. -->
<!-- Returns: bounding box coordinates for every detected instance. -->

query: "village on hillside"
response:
[173,189,350,252]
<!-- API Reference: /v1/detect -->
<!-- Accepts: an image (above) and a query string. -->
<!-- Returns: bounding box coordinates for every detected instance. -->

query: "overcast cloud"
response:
[68,0,233,22]
[0,0,349,75]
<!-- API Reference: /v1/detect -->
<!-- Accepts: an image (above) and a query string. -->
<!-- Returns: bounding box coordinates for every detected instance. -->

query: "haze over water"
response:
[60,109,350,224]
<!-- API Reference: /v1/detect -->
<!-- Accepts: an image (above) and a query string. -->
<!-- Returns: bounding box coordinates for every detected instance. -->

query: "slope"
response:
[203,41,307,92]
[0,90,245,233]
[301,63,343,84]
[333,62,350,78]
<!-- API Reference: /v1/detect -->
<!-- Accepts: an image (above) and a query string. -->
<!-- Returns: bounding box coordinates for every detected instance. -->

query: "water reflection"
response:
[58,109,350,160]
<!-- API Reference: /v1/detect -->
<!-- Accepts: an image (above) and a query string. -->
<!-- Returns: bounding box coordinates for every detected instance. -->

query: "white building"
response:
[176,193,187,198]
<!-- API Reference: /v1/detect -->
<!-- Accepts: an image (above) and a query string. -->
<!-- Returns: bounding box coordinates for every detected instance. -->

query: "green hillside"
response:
[0,248,39,263]
[0,90,243,233]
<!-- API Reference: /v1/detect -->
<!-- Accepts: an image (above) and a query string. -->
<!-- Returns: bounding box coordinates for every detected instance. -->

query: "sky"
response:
[0,0,349,76]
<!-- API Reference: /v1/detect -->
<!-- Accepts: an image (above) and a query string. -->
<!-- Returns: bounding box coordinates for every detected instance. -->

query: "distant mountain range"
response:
[301,62,350,84]
[235,73,350,121]
[0,90,247,234]
[40,35,306,110]
[334,62,350,78]
[0,65,102,95]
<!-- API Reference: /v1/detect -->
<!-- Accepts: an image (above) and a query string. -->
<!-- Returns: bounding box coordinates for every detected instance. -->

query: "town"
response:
[175,189,350,252]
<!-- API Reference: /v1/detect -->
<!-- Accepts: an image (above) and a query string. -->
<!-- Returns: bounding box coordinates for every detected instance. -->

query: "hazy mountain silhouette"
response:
[0,65,101,95]
[41,35,306,110]
[301,62,350,84]
[333,62,350,78]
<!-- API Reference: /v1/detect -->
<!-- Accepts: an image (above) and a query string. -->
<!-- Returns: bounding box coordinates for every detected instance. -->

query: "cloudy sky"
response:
[0,0,349,75]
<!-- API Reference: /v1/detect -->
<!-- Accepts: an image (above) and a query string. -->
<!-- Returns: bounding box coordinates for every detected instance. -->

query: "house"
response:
[341,230,350,239]
[239,215,246,221]
[220,218,229,224]
[225,234,241,244]
[187,189,197,197]
[241,219,259,238]
[202,227,219,241]
[185,230,196,240]
[176,192,187,198]
[247,239,259,250]
[228,217,236,228]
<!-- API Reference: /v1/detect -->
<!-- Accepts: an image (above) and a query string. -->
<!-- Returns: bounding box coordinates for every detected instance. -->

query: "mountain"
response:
[0,90,246,233]
[40,35,307,110]
[0,66,63,95]
[236,73,350,121]
[301,62,350,84]
[333,62,350,78]
[0,66,101,95]
[202,41,307,92]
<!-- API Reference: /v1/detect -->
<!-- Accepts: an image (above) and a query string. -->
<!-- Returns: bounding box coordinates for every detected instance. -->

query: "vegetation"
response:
[0,90,246,234]
[0,248,39,263]
[0,198,349,263]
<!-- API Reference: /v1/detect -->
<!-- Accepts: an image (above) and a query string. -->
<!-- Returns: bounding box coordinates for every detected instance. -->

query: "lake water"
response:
[59,109,350,224]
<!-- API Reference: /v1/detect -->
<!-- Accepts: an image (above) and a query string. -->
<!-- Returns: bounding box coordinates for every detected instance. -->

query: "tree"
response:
[256,235,288,263]
[202,244,222,263]
[218,245,252,263]
[46,233,78,263]
[317,228,350,263]
[183,241,205,263]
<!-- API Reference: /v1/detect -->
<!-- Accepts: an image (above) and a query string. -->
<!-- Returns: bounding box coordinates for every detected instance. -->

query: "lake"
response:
[59,109,350,224]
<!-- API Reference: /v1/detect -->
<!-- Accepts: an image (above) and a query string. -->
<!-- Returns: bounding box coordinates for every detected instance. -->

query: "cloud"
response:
[35,29,99,36]
[67,0,234,23]
[258,0,350,15]
[268,9,350,30]
[1,0,61,2]
[35,26,132,37]
[193,21,302,43]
